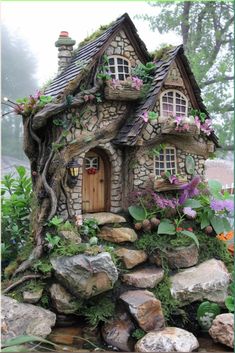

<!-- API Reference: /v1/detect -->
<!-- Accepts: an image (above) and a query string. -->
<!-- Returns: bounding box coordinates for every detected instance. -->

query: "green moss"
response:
[198,232,233,271]
[150,44,174,61]
[51,240,88,257]
[132,328,146,340]
[74,21,114,52]
[82,296,115,327]
[32,258,53,275]
[151,275,183,323]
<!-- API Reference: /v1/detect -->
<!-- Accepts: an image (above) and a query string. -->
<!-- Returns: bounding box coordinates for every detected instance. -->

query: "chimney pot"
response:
[60,31,69,37]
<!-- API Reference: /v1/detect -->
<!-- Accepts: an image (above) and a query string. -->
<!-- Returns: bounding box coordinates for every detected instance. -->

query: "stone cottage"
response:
[43,13,218,218]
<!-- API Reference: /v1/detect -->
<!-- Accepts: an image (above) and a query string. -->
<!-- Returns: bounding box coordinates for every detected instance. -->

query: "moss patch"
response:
[150,44,174,61]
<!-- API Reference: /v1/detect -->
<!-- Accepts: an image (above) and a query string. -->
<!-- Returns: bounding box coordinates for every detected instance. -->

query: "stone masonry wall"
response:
[134,63,207,190]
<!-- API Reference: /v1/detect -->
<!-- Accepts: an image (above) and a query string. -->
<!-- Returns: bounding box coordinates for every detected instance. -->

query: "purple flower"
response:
[201,119,213,136]
[168,175,180,185]
[183,207,197,218]
[210,199,234,213]
[179,176,201,204]
[174,116,183,126]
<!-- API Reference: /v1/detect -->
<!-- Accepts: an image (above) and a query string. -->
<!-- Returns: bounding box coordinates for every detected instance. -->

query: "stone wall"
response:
[105,30,141,67]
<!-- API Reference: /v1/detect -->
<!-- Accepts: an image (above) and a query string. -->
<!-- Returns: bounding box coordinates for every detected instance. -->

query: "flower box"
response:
[104,83,143,101]
[160,122,199,136]
[154,178,187,192]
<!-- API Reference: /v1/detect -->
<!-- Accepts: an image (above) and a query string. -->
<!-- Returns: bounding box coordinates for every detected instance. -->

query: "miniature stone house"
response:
[44,13,218,219]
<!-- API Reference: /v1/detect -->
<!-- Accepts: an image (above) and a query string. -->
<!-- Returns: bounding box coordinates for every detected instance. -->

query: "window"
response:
[155,147,177,177]
[85,156,99,170]
[160,90,188,118]
[108,56,130,81]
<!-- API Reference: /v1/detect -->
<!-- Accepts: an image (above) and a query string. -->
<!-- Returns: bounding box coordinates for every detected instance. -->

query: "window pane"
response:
[110,67,115,73]
[117,58,123,64]
[124,66,129,73]
[119,74,125,80]
[109,58,114,65]
[118,66,124,73]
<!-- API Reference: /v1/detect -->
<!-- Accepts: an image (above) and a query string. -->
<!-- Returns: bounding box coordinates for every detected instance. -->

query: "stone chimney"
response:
[55,31,76,75]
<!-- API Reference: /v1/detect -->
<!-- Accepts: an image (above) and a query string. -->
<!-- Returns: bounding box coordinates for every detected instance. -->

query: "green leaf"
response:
[183,199,202,209]
[2,335,56,348]
[158,220,175,235]
[128,205,147,221]
[225,296,234,312]
[210,215,225,234]
[200,214,210,229]
[180,230,199,248]
[223,218,232,232]
[208,180,222,195]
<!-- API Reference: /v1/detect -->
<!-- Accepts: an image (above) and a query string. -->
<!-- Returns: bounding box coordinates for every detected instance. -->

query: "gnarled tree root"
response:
[3,274,41,294]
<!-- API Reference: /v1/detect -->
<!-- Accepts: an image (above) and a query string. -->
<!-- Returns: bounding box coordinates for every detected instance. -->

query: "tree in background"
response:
[137,1,234,153]
[2,25,38,160]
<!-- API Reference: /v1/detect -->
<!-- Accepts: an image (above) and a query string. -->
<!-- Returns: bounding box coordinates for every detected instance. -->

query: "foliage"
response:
[83,296,115,327]
[80,218,99,239]
[151,275,182,323]
[128,205,147,221]
[15,93,53,116]
[197,301,220,331]
[51,240,88,257]
[32,258,53,274]
[197,232,233,272]
[137,2,234,151]
[225,272,234,313]
[1,335,58,352]
[131,61,156,83]
[132,328,146,340]
[75,22,114,50]
[182,179,233,235]
[1,166,32,262]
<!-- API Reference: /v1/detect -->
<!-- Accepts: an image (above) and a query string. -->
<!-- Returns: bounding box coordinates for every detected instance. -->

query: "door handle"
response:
[100,179,104,183]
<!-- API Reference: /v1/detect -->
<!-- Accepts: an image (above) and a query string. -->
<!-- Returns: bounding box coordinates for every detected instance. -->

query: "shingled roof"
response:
[45,13,149,97]
[113,45,219,147]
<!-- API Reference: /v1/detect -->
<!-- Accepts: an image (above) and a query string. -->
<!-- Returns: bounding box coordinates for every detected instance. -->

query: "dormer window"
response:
[160,90,188,118]
[108,56,131,81]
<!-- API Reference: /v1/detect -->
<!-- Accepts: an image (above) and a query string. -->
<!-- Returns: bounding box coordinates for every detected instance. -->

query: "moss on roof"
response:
[73,21,114,55]
[150,44,174,61]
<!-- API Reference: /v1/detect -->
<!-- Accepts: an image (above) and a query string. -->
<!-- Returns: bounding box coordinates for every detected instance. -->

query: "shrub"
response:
[1,166,32,262]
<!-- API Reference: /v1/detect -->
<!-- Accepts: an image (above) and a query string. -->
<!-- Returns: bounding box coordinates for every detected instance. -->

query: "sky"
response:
[2,1,181,86]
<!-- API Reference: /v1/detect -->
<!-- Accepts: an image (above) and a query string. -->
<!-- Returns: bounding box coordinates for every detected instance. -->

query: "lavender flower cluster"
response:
[210,199,234,214]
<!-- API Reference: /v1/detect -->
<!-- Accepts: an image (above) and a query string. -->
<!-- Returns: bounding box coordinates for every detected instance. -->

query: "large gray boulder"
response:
[209,313,234,348]
[1,295,56,341]
[170,259,230,304]
[51,252,118,298]
[135,327,199,352]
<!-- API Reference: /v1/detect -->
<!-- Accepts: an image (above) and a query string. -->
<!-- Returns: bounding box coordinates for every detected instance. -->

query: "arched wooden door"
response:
[82,149,110,213]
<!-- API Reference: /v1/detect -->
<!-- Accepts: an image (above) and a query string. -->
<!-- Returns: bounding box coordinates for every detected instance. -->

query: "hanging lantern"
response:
[67,159,80,177]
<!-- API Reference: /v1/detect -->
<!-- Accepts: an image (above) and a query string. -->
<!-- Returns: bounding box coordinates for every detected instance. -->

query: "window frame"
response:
[154,146,177,177]
[108,55,131,81]
[160,89,188,118]
[85,156,99,170]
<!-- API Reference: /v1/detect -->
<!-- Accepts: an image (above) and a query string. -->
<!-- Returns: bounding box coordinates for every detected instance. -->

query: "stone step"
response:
[99,226,137,243]
[83,212,126,225]
[121,266,164,288]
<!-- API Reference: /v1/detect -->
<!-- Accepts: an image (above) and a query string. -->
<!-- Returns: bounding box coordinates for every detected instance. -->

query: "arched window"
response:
[160,90,188,118]
[155,146,177,177]
[108,56,131,81]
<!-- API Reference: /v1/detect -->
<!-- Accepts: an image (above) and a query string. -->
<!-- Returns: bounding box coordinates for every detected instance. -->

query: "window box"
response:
[104,82,143,101]
[160,122,199,136]
[154,177,187,192]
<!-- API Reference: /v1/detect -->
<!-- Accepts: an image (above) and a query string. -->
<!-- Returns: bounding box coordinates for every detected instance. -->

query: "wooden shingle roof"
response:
[45,13,149,97]
[113,45,219,147]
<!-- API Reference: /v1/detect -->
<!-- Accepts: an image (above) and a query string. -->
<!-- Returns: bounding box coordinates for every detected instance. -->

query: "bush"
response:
[1,166,32,262]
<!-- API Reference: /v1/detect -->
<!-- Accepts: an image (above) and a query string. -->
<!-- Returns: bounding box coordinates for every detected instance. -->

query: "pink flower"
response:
[141,111,148,123]
[201,119,213,136]
[168,175,180,185]
[83,95,89,101]
[174,116,183,126]
[34,90,41,100]
[131,76,143,90]
[194,116,201,130]
[179,176,201,204]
